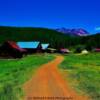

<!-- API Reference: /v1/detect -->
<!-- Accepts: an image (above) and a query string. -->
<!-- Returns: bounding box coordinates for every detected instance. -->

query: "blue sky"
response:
[0,0,100,33]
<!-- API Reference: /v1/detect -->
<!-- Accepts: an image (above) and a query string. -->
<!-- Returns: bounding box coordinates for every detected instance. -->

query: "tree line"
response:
[0,26,100,50]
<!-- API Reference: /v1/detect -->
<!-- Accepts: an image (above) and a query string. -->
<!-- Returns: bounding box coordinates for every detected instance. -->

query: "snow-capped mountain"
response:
[56,28,89,36]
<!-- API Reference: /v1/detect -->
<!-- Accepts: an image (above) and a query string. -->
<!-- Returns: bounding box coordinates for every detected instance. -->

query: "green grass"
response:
[0,54,54,100]
[59,53,100,100]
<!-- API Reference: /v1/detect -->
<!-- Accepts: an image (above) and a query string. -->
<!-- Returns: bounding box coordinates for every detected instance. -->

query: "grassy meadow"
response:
[0,52,100,100]
[59,53,100,100]
[0,54,54,100]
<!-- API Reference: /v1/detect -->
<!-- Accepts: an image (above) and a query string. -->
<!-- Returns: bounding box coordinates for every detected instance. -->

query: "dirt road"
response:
[23,56,89,100]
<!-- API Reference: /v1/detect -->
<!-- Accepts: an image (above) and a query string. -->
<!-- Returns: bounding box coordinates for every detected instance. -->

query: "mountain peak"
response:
[56,28,89,36]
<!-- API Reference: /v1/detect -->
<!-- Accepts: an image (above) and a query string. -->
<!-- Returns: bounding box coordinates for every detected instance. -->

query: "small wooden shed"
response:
[94,48,100,52]
[41,43,50,52]
[46,48,57,53]
[59,48,70,54]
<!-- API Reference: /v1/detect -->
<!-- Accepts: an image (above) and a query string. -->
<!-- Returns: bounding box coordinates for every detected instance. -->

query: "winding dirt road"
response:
[23,56,89,100]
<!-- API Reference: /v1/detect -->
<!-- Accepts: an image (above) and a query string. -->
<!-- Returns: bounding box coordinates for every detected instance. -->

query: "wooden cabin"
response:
[17,41,42,54]
[0,41,27,58]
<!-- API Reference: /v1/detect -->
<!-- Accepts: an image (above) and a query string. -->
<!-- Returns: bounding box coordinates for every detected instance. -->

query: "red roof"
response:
[7,41,27,52]
[95,48,100,52]
[60,48,70,53]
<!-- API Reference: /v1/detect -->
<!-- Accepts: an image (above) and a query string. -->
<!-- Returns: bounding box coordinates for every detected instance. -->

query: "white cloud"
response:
[95,27,100,31]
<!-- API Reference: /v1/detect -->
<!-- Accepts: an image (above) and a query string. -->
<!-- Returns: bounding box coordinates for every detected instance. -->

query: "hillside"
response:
[0,26,100,49]
[0,26,79,48]
[0,26,66,42]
